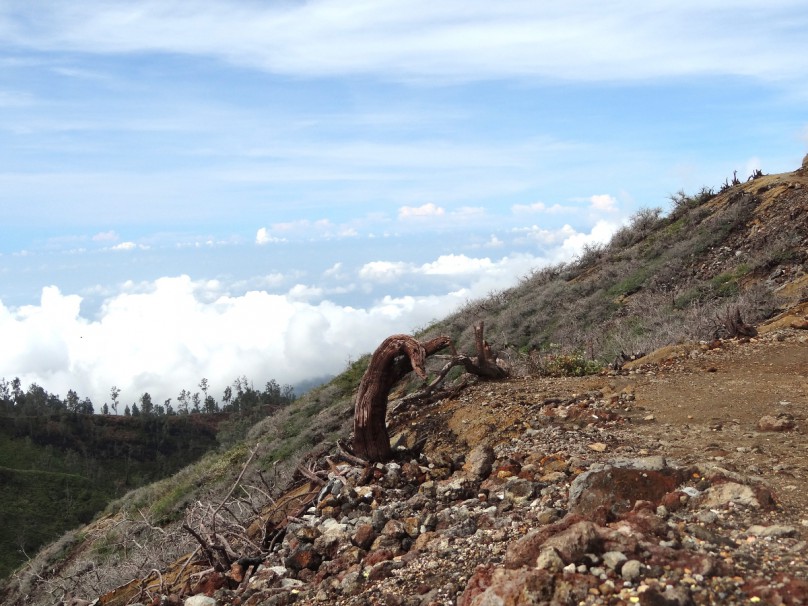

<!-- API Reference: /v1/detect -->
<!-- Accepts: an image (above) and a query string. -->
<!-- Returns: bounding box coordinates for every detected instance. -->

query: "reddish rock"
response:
[366,560,398,582]
[317,494,341,510]
[190,571,228,596]
[660,490,689,512]
[569,466,686,518]
[364,548,395,567]
[293,525,321,543]
[352,524,377,550]
[744,573,808,605]
[401,461,425,483]
[494,461,522,479]
[313,558,345,583]
[459,566,555,606]
[598,526,640,556]
[381,519,408,538]
[229,562,246,583]
[339,545,366,566]
[401,516,420,538]
[412,530,438,551]
[370,533,403,553]
[617,501,669,537]
[458,565,496,606]
[504,514,586,569]
[541,455,570,473]
[285,544,322,571]
[540,521,600,564]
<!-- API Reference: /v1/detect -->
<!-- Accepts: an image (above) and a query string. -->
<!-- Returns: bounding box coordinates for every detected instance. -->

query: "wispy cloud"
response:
[512,202,572,215]
[3,2,806,86]
[92,230,119,243]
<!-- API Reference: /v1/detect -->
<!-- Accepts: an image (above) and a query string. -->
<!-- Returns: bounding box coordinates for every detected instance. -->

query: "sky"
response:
[1,1,807,408]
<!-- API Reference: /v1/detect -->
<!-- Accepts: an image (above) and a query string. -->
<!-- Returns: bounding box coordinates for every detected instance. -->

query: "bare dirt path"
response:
[620,335,808,519]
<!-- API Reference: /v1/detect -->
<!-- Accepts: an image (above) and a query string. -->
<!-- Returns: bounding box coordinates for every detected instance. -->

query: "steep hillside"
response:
[0,412,225,579]
[432,157,808,363]
[2,158,806,606]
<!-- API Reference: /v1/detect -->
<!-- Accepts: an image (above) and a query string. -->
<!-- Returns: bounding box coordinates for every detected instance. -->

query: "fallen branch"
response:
[295,463,327,486]
[182,524,224,571]
[212,443,260,537]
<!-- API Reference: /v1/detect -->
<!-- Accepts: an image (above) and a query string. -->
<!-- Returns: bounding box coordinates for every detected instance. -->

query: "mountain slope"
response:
[430,158,808,362]
[2,157,807,605]
[0,412,225,579]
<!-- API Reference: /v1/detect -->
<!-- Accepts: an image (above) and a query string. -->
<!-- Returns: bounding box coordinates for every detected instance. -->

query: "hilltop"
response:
[1,157,807,605]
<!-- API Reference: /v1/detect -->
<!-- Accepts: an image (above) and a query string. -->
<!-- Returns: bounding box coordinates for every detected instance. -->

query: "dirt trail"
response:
[404,328,808,524]
[622,335,808,518]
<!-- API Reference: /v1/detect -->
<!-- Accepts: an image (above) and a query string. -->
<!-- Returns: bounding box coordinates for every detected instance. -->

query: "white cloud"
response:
[511,221,619,257]
[110,241,138,251]
[257,220,360,243]
[589,194,618,212]
[359,260,412,282]
[287,283,324,302]
[555,220,619,260]
[512,224,577,246]
[0,276,463,406]
[420,254,493,275]
[323,262,344,278]
[484,235,504,249]
[256,227,285,245]
[398,203,445,219]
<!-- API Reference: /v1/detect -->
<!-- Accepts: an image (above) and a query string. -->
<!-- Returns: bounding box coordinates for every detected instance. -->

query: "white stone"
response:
[621,559,644,581]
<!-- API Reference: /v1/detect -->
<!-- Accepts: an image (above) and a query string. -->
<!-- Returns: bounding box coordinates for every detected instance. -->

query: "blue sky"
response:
[1,1,806,407]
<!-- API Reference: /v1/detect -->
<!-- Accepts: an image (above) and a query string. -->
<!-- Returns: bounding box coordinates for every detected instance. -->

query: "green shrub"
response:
[607,268,650,298]
[529,349,603,377]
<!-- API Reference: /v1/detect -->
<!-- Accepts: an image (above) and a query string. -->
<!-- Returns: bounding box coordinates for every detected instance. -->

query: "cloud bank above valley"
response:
[0,221,616,407]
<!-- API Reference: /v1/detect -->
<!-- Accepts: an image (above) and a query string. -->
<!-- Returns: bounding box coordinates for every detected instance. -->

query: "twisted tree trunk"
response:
[352,335,451,462]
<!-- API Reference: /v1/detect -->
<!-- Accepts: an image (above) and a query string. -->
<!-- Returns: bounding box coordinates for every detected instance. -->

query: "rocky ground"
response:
[137,315,808,606]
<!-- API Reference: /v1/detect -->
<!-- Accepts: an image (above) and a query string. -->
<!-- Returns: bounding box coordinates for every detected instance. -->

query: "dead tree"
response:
[352,321,507,462]
[352,334,452,461]
[717,307,757,338]
[458,320,509,379]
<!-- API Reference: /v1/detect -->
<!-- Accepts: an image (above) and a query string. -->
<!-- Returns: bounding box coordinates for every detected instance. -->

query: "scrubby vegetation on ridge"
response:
[423,173,806,370]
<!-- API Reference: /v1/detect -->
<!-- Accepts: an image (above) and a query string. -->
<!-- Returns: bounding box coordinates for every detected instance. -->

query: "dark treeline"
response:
[0,375,296,419]
[0,374,296,579]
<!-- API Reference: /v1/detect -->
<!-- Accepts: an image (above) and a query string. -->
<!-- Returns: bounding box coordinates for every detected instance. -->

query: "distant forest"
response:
[0,375,296,418]
[0,374,299,578]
